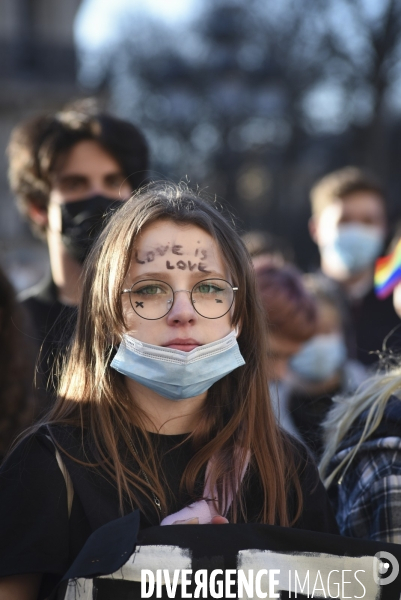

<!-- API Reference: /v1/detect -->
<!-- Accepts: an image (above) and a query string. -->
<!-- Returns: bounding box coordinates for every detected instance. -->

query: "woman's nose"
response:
[166,290,197,323]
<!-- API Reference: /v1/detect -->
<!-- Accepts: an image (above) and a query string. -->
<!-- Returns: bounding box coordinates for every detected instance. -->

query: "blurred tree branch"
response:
[80,0,401,263]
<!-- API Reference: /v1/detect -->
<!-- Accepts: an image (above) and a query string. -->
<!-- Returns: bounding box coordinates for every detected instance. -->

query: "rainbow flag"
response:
[374,238,401,299]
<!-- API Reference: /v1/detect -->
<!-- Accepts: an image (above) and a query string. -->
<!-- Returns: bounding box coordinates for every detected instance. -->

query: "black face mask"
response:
[60,195,122,264]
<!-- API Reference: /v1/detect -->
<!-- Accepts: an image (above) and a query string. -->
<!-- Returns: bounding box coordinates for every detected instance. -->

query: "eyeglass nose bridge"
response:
[166,289,197,307]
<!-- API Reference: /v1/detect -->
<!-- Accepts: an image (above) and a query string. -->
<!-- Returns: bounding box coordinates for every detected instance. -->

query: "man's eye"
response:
[58,178,87,192]
[106,175,125,188]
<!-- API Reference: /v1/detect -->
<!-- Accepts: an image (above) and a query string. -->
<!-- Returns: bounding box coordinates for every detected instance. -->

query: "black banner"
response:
[59,511,401,600]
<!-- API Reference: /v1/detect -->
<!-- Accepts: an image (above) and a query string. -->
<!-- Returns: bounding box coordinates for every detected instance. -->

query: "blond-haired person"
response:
[320,371,401,543]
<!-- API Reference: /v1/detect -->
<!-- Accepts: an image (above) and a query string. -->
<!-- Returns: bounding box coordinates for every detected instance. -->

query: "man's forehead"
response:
[52,140,124,178]
[54,163,124,179]
[338,191,386,216]
[319,194,385,224]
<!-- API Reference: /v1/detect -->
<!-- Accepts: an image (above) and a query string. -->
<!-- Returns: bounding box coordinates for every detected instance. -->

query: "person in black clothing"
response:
[7,103,149,397]
[308,166,400,367]
[0,183,338,599]
[0,267,38,461]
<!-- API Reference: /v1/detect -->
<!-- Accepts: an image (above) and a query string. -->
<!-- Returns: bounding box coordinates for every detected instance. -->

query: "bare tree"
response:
[313,0,401,173]
[80,0,401,265]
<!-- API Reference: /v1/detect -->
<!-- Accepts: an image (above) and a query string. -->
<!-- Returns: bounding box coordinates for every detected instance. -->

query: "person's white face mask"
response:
[321,223,384,276]
[111,330,245,400]
[290,333,347,382]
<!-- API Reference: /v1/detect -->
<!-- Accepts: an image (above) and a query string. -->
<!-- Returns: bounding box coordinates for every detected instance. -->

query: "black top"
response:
[288,388,337,460]
[0,425,338,598]
[19,276,77,403]
[313,274,401,367]
[349,287,401,366]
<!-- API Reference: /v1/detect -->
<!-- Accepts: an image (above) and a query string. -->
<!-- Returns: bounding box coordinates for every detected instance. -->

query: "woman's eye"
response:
[197,284,222,294]
[137,285,163,295]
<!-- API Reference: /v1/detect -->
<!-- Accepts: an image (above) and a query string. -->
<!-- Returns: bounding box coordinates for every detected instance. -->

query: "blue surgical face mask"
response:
[110,330,245,401]
[290,333,347,382]
[321,223,384,275]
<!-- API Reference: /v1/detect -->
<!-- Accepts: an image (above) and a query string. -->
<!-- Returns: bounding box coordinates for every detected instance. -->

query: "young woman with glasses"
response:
[0,183,338,599]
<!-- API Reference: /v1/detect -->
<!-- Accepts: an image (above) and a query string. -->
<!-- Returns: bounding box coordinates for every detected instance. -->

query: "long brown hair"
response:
[46,182,303,525]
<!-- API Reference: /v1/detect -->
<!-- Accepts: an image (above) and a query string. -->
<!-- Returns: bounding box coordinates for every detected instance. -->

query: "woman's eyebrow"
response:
[133,272,171,280]
[132,271,228,280]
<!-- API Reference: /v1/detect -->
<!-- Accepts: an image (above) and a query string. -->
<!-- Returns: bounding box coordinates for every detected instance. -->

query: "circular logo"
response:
[373,552,399,586]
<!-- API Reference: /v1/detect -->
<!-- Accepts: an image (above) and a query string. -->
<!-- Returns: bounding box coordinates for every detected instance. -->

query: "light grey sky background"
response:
[72,0,355,133]
[74,0,200,50]
[74,0,401,129]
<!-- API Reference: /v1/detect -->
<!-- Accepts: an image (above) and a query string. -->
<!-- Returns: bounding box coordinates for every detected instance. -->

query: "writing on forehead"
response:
[166,260,211,273]
[134,245,208,264]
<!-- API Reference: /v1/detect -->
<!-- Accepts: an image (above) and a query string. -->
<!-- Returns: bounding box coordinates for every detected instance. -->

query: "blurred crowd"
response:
[1,102,401,544]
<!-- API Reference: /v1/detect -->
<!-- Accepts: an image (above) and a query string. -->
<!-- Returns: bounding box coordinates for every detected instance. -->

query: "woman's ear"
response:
[27,201,48,228]
[308,216,318,244]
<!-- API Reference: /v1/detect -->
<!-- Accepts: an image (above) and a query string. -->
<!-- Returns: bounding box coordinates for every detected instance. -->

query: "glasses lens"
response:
[192,279,234,319]
[129,280,173,320]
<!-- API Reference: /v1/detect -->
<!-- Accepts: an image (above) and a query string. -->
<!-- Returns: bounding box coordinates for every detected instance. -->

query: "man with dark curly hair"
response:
[8,105,149,395]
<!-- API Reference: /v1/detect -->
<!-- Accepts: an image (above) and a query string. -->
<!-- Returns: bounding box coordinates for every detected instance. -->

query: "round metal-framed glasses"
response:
[121,278,238,320]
